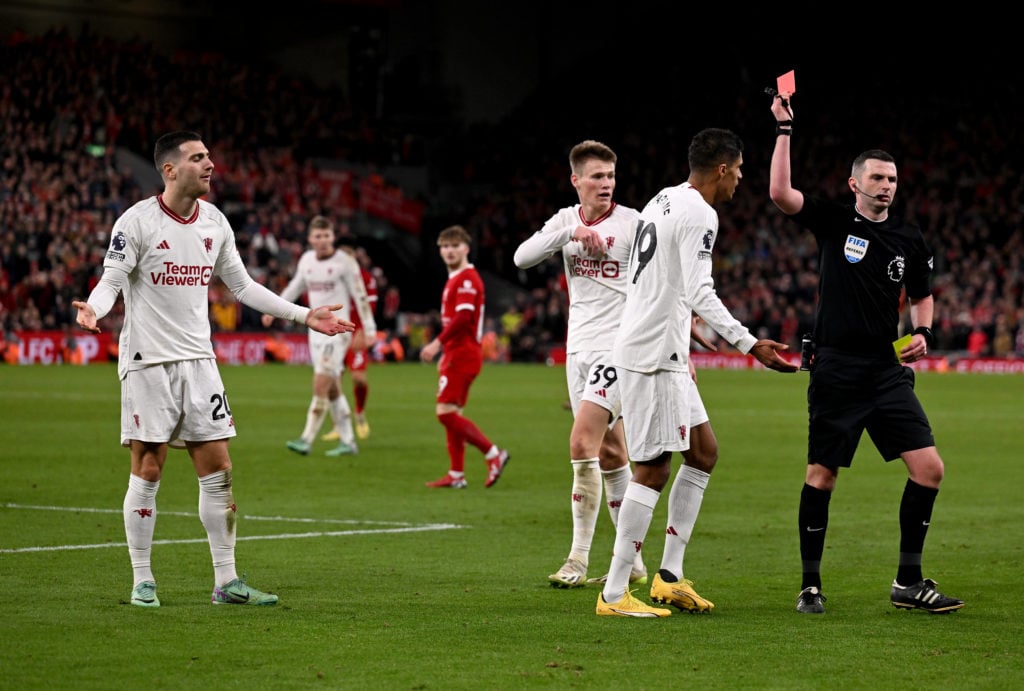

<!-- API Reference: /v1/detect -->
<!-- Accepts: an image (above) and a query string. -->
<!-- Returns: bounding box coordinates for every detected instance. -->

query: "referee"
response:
[768,91,963,615]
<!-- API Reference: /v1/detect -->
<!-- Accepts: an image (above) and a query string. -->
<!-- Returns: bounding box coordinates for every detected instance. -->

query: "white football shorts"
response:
[566,350,622,424]
[618,367,709,462]
[308,330,352,378]
[121,359,237,448]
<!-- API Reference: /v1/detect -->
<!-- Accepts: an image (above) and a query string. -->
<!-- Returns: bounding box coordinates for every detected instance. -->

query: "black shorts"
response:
[807,348,935,468]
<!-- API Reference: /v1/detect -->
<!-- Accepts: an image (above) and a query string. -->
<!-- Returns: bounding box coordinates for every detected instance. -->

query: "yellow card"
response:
[893,334,913,361]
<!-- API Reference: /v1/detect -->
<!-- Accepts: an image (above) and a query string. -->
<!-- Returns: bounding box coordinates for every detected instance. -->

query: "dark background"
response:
[2,1,1012,128]
[2,1,1020,342]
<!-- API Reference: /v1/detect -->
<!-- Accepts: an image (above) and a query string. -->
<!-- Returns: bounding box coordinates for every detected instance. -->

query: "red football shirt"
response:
[437,265,485,365]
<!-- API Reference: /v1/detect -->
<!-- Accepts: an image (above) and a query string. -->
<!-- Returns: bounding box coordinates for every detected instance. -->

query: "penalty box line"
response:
[1,502,467,554]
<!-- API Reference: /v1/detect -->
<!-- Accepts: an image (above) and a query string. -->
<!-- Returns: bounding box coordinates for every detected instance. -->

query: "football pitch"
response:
[2,362,1021,689]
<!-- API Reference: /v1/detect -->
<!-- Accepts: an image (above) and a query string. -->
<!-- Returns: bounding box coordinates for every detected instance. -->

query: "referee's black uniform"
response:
[789,194,935,468]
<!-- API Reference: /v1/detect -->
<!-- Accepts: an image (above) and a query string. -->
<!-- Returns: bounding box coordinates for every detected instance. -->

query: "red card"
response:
[777,70,796,95]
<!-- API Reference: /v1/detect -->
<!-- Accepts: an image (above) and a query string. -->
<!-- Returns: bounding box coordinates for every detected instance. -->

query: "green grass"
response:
[1,362,1022,690]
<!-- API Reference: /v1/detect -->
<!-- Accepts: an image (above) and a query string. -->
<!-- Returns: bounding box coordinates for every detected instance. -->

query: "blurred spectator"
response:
[2,26,1023,364]
[209,279,241,332]
[966,326,989,358]
[264,330,293,363]
[991,313,1014,358]
[2,330,20,364]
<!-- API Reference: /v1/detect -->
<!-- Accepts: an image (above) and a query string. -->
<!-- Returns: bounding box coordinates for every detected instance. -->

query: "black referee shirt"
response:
[790,195,933,356]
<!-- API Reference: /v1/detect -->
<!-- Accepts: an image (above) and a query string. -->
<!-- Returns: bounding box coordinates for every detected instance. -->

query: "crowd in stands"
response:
[2,27,1022,365]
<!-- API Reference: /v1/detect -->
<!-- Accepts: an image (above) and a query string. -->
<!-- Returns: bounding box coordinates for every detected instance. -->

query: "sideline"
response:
[0,502,467,554]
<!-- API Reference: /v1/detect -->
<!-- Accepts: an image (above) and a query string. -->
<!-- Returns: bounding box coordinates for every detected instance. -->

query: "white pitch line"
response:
[1,502,467,554]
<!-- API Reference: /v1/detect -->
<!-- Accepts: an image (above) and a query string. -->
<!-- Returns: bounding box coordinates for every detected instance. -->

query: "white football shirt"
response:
[514,203,638,353]
[613,183,757,374]
[278,248,376,339]
[89,195,310,378]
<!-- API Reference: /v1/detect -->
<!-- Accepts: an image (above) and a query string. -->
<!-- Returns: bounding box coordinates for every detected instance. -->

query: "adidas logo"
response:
[594,389,607,398]
[157,240,170,250]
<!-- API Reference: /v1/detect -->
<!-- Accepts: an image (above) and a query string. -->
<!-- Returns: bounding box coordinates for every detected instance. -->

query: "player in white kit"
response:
[262,215,376,457]
[74,131,353,608]
[597,128,797,617]
[514,140,648,587]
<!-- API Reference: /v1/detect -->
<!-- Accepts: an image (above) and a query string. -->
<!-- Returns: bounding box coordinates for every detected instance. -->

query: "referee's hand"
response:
[750,339,799,373]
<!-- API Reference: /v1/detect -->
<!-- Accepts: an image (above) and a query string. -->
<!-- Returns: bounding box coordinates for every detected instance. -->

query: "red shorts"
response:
[345,347,368,373]
[436,354,481,407]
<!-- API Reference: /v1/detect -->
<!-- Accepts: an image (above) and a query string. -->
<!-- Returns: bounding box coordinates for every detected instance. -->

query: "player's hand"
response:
[306,304,355,336]
[72,300,100,334]
[260,313,275,329]
[750,339,799,373]
[420,338,441,363]
[571,226,607,259]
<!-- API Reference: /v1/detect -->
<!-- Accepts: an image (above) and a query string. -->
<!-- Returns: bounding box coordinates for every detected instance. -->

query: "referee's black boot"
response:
[891,578,964,613]
[796,586,826,614]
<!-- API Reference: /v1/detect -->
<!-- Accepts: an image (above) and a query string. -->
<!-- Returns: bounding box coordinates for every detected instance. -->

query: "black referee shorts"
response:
[807,348,935,468]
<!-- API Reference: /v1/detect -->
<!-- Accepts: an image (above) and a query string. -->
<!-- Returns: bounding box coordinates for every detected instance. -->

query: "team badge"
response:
[844,234,868,263]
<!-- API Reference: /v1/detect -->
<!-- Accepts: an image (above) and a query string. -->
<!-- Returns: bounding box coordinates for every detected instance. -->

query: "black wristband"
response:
[913,326,935,349]
[776,120,793,136]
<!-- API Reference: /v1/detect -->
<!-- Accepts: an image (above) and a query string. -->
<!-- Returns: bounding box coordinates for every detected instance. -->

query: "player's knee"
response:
[905,448,944,487]
[913,459,944,488]
[570,434,601,461]
[693,446,719,472]
[683,444,718,473]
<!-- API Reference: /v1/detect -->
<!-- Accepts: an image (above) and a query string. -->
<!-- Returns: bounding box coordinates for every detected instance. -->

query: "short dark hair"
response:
[851,149,896,177]
[153,131,202,170]
[688,128,743,173]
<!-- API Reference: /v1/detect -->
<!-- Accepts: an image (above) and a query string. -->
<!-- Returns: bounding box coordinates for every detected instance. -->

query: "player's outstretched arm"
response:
[750,339,799,373]
[306,304,355,336]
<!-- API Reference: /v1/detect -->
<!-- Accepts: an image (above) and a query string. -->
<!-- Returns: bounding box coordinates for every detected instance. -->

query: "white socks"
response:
[568,459,601,563]
[301,395,329,443]
[329,395,356,445]
[659,465,710,581]
[603,464,644,572]
[198,470,238,587]
[604,482,660,603]
[124,474,159,586]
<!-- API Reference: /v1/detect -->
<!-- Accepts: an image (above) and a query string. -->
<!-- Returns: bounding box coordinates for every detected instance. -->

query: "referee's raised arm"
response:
[768,91,804,216]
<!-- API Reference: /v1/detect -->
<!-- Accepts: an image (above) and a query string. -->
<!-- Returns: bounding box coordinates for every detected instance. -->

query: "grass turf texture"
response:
[1,362,1021,689]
